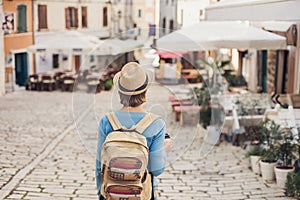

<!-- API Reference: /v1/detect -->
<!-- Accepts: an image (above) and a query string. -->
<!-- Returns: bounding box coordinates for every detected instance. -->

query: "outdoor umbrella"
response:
[90,38,144,55]
[156,21,287,52]
[27,31,102,54]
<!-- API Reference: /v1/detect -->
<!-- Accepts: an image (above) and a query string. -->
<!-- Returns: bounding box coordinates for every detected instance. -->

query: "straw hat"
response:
[113,62,151,95]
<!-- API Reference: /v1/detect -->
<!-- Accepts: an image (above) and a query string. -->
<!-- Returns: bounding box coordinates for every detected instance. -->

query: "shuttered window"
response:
[17,4,27,33]
[38,5,48,30]
[103,7,108,27]
[81,6,87,28]
[65,7,78,29]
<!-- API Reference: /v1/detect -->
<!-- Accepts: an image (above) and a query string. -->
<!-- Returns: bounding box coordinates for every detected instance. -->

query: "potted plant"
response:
[285,171,300,198]
[245,146,262,175]
[274,128,297,188]
[103,78,113,91]
[259,120,281,182]
[285,136,300,197]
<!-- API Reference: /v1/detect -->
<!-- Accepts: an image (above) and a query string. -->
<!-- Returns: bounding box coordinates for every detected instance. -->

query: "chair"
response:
[86,77,101,93]
[28,74,40,91]
[61,76,75,92]
[54,72,65,89]
[41,75,55,91]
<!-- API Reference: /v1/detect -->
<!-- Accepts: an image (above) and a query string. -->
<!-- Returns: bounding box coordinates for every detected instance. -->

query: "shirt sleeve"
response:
[95,116,111,197]
[148,119,166,176]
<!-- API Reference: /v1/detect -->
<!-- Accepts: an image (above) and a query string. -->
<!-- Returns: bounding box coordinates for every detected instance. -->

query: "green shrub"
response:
[285,172,300,198]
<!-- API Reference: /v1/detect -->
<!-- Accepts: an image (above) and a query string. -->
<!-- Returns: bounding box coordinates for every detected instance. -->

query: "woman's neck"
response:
[120,105,145,112]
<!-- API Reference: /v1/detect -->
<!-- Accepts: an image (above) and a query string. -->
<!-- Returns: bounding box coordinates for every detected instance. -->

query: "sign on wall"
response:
[2,12,15,33]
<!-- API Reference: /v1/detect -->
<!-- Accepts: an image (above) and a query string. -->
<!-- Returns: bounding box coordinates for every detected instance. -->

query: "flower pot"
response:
[206,125,220,145]
[260,160,276,182]
[274,166,294,188]
[250,156,261,175]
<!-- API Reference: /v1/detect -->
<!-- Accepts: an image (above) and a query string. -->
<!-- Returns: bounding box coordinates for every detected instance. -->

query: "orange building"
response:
[3,0,34,90]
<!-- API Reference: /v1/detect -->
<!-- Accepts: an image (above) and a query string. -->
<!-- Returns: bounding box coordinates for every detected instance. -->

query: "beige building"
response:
[32,0,110,73]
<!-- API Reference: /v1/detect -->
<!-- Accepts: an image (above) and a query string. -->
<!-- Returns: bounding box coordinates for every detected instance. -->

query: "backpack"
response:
[101,112,158,200]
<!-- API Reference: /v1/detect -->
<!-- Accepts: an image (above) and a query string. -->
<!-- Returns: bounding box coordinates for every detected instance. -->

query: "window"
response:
[65,7,78,29]
[199,9,204,17]
[162,17,166,33]
[138,9,142,18]
[103,7,108,27]
[169,20,174,32]
[38,5,48,30]
[17,4,27,33]
[81,7,88,28]
[53,54,59,69]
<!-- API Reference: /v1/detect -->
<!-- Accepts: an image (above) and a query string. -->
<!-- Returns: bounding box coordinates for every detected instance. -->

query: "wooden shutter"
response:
[17,5,27,33]
[65,8,70,29]
[103,7,108,27]
[75,8,78,28]
[38,5,48,30]
[81,7,87,28]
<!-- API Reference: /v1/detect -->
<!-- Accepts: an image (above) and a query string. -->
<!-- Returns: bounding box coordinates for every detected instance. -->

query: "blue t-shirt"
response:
[95,112,166,197]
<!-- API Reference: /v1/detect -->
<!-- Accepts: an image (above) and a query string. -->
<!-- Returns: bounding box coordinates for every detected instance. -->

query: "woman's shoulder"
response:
[146,115,166,134]
[99,115,113,135]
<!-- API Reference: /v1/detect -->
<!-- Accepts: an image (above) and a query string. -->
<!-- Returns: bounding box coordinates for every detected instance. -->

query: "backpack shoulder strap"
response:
[106,112,124,131]
[133,113,159,134]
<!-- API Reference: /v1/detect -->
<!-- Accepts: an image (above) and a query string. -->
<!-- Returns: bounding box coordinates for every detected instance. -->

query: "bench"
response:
[170,100,193,111]
[174,105,201,126]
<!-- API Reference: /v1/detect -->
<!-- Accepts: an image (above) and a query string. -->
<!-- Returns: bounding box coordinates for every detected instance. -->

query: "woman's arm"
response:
[95,117,109,196]
[148,119,166,176]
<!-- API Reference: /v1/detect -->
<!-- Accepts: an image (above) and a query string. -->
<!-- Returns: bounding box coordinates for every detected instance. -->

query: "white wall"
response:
[35,53,53,74]
[177,0,209,28]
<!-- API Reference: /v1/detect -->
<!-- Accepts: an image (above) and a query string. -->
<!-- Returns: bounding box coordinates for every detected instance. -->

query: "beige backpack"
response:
[101,112,158,200]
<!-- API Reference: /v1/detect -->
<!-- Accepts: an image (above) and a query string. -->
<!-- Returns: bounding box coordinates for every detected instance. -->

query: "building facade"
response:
[205,0,300,94]
[0,0,5,95]
[159,0,178,37]
[2,0,34,92]
[32,0,111,73]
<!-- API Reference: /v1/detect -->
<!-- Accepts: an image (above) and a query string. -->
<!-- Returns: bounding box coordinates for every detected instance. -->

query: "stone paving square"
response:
[0,87,295,200]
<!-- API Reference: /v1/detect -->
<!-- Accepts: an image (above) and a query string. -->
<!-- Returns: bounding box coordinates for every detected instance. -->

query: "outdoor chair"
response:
[29,74,40,91]
[41,75,55,91]
[61,76,75,92]
[54,72,65,89]
[86,77,101,93]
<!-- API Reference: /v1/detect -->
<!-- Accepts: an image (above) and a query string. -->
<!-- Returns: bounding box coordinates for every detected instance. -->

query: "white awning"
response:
[205,0,300,21]
[28,31,102,54]
[156,21,287,51]
[90,39,143,55]
[28,31,143,55]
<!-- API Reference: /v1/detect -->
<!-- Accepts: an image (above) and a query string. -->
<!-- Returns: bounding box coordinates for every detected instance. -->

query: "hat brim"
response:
[113,68,154,96]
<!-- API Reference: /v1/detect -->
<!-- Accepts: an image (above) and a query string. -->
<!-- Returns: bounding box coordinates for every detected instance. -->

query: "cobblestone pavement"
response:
[0,86,295,200]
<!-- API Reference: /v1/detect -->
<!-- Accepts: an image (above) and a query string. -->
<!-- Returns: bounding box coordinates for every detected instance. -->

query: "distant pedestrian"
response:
[96,62,170,200]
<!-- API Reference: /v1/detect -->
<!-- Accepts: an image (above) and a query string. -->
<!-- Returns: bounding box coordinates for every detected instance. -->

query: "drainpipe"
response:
[31,0,36,74]
[294,21,300,93]
[0,1,6,96]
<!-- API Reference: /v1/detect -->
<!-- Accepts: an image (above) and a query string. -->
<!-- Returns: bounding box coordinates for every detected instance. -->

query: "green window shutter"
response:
[17,5,27,33]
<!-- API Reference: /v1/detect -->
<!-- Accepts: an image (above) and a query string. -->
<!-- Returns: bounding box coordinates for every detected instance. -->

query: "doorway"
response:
[14,52,28,86]
[74,55,81,72]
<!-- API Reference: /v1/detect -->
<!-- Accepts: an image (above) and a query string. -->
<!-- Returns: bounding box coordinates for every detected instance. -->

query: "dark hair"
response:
[119,91,146,107]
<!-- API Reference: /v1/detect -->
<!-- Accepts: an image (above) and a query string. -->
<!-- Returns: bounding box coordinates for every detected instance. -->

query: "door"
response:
[74,55,81,72]
[15,53,28,86]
